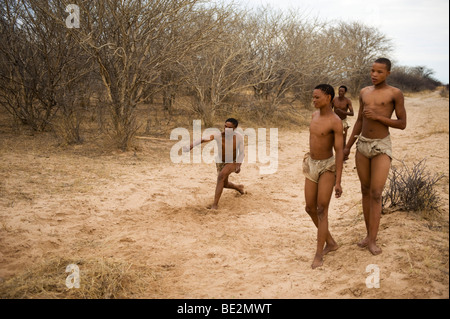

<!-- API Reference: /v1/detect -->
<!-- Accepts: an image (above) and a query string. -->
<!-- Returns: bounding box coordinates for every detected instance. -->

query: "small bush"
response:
[382,159,444,215]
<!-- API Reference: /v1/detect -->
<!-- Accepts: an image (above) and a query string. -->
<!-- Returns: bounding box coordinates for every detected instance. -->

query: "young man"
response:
[343,58,407,255]
[303,84,344,269]
[188,118,245,209]
[332,85,354,156]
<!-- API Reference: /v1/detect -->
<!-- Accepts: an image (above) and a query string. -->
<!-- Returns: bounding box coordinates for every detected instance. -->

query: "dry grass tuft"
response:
[0,257,157,299]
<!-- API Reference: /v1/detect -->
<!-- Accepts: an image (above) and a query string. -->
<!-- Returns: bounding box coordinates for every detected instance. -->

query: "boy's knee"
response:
[217,171,227,182]
[305,205,313,215]
[317,205,326,220]
[361,184,370,195]
[370,189,383,202]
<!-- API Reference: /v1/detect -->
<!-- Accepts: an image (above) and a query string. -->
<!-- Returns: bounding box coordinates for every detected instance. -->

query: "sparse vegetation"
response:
[0,257,156,299]
[1,0,395,149]
[389,66,443,93]
[0,89,448,299]
[382,159,445,216]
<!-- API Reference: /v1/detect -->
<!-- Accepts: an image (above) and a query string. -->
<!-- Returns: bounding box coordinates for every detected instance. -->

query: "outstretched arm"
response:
[191,134,215,150]
[183,134,215,152]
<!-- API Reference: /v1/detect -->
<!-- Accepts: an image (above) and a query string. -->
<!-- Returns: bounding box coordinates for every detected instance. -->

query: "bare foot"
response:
[357,237,369,248]
[207,204,218,210]
[323,242,339,255]
[311,254,323,269]
[368,242,382,255]
[236,184,245,195]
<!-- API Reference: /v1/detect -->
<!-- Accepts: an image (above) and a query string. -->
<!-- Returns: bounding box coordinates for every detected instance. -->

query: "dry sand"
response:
[0,90,448,299]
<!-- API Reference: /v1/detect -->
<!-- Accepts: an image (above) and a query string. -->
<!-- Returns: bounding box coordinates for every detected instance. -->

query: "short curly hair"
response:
[314,84,335,101]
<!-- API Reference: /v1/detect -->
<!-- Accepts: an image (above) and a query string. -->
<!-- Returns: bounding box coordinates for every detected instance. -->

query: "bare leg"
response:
[367,154,391,255]
[355,151,390,255]
[211,164,237,209]
[304,178,338,251]
[224,175,244,194]
[355,151,371,248]
[314,172,338,267]
[304,173,338,269]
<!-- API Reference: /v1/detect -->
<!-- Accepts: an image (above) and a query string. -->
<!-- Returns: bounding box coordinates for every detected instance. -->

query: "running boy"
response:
[343,58,407,255]
[303,84,344,269]
[187,118,245,210]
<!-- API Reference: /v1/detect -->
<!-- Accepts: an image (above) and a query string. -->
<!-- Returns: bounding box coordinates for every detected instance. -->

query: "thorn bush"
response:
[382,159,444,214]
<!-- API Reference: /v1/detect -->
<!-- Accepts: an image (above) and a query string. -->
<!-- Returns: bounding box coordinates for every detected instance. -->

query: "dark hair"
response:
[339,85,348,92]
[314,84,335,101]
[374,57,392,71]
[225,118,238,128]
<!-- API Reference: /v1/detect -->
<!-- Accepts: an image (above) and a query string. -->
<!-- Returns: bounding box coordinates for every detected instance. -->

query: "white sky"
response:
[218,0,450,84]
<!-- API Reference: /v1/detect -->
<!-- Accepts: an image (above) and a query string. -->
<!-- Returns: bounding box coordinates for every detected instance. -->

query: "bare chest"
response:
[362,92,395,116]
[334,99,348,110]
[310,119,334,138]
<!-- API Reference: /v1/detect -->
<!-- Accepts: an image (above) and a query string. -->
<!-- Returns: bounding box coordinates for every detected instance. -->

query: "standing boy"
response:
[343,58,407,255]
[303,84,344,269]
[332,85,354,156]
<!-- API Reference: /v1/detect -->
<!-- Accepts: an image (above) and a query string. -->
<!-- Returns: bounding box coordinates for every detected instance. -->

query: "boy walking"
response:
[303,84,344,269]
[343,58,407,255]
[332,85,354,156]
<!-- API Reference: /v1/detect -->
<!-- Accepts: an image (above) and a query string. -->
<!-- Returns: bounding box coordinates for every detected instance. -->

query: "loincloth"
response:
[342,118,350,130]
[215,162,236,174]
[356,134,392,159]
[302,152,336,184]
[216,162,226,174]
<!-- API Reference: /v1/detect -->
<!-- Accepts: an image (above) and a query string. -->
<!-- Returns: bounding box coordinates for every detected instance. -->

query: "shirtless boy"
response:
[303,84,344,269]
[332,85,354,155]
[188,118,245,209]
[343,58,407,255]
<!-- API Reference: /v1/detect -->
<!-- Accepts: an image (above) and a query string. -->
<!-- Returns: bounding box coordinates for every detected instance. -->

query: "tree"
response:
[326,22,393,96]
[57,0,220,150]
[0,0,88,135]
[181,5,256,126]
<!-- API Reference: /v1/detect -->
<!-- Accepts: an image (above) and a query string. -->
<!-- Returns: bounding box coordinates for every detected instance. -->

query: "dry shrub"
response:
[0,257,156,299]
[382,159,444,216]
[52,111,83,145]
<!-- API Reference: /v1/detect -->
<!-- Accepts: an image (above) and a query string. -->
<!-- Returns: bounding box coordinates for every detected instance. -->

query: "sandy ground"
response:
[0,90,448,299]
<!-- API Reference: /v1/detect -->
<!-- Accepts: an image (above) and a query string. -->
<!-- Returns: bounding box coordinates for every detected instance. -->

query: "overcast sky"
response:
[219,0,449,84]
